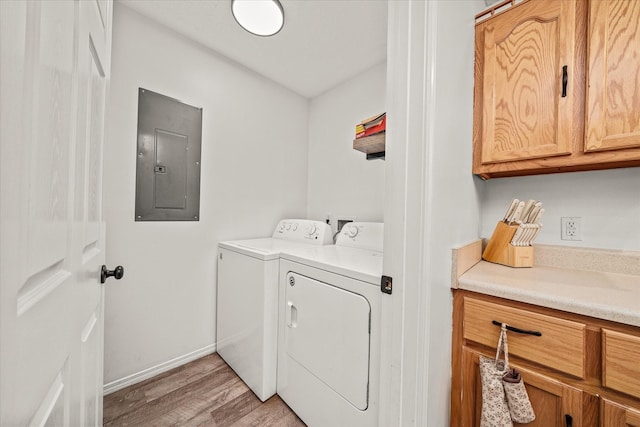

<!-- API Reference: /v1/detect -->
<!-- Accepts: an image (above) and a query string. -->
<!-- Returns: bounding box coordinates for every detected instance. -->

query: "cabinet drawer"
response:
[463,297,587,378]
[603,329,640,399]
[601,398,640,426]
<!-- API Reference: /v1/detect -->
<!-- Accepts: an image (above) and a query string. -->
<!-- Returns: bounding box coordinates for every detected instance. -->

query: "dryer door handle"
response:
[287,301,298,328]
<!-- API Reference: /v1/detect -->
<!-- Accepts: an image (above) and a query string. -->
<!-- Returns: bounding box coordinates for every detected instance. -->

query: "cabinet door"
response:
[585,0,640,153]
[474,0,580,167]
[601,398,640,427]
[460,349,597,427]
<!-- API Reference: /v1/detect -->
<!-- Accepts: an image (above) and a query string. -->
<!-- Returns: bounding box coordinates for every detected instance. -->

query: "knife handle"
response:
[520,200,536,223]
[510,225,525,246]
[524,202,542,223]
[528,224,542,245]
[508,201,526,224]
[503,199,519,222]
[531,208,545,224]
[516,224,527,246]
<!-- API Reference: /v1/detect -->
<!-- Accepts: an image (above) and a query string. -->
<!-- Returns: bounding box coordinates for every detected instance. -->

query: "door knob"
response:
[101,265,124,284]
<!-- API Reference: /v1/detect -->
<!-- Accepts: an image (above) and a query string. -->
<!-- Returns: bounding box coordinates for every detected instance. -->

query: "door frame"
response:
[381,1,481,425]
[381,1,436,425]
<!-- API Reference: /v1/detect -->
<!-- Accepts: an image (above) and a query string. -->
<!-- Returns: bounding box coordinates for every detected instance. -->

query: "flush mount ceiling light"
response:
[231,0,284,37]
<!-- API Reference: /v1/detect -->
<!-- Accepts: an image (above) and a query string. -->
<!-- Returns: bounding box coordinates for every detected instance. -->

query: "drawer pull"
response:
[565,414,572,427]
[492,320,542,336]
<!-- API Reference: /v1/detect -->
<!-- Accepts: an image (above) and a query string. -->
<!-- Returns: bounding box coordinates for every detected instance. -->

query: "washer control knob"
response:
[292,223,298,231]
[279,223,285,232]
[347,225,359,238]
[286,223,291,230]
[307,224,317,236]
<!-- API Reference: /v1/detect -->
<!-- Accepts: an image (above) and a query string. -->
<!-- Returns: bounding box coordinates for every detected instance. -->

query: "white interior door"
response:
[0,1,113,425]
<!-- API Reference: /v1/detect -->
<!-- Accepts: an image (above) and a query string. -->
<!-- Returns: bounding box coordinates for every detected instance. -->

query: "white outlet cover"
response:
[561,217,582,241]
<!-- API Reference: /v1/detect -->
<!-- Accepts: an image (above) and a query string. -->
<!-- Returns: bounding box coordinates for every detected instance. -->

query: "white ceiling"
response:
[119,0,388,99]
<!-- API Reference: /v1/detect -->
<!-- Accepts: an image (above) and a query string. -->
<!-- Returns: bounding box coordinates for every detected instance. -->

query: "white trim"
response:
[380,1,433,425]
[417,2,439,425]
[102,344,216,395]
[379,1,409,424]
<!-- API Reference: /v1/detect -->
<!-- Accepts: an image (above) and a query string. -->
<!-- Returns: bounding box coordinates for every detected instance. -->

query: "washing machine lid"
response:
[218,219,333,260]
[219,238,319,261]
[280,245,383,285]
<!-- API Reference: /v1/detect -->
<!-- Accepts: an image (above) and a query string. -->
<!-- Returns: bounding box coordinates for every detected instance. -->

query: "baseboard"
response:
[103,343,216,395]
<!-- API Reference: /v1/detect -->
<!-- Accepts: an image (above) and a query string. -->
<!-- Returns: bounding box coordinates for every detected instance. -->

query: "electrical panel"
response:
[135,88,202,221]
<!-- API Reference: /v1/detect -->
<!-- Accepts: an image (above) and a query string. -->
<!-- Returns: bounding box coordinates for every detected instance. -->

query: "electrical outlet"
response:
[561,217,581,241]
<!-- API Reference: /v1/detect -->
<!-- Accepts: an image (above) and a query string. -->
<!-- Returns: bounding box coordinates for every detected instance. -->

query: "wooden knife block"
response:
[483,221,534,268]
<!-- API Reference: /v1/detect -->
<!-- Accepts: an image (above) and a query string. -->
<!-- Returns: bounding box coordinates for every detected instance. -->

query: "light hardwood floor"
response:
[103,353,306,426]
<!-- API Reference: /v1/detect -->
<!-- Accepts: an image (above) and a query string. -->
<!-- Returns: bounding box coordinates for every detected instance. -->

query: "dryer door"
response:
[285,272,371,410]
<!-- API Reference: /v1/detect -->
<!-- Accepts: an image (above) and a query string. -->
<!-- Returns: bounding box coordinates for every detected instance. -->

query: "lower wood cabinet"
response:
[601,399,640,427]
[602,329,640,400]
[451,290,640,427]
[460,348,596,426]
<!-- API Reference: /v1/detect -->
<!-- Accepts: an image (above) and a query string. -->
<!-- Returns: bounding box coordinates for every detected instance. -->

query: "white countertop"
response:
[458,260,640,327]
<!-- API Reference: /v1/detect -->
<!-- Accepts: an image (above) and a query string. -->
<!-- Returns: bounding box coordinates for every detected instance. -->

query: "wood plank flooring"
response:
[103,353,306,427]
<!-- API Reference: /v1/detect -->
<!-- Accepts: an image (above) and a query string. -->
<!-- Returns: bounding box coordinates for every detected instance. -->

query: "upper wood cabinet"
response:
[476,0,580,164]
[585,0,640,153]
[473,0,640,179]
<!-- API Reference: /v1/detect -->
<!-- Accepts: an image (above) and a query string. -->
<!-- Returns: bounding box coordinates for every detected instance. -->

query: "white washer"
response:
[277,222,384,427]
[217,219,332,401]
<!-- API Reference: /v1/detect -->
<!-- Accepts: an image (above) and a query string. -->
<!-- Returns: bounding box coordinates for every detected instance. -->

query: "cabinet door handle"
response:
[565,414,573,427]
[562,65,568,97]
[492,320,542,336]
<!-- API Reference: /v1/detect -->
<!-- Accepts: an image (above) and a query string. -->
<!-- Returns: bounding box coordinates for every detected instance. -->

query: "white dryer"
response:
[277,222,384,427]
[217,219,332,401]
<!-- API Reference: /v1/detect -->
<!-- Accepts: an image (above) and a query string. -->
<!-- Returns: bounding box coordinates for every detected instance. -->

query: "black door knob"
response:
[101,265,124,284]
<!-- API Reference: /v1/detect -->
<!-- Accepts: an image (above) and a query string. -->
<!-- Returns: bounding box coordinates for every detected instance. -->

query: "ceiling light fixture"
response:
[231,0,284,37]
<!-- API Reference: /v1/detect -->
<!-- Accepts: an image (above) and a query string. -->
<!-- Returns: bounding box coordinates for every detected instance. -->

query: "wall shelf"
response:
[353,132,385,160]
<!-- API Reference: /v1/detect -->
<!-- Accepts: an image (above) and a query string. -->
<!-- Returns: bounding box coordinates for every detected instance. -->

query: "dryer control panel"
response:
[272,219,333,245]
[336,222,384,252]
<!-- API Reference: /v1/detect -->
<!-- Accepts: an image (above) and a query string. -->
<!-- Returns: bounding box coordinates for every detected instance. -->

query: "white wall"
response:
[422,2,482,424]
[103,4,309,385]
[306,62,386,229]
[479,168,640,251]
